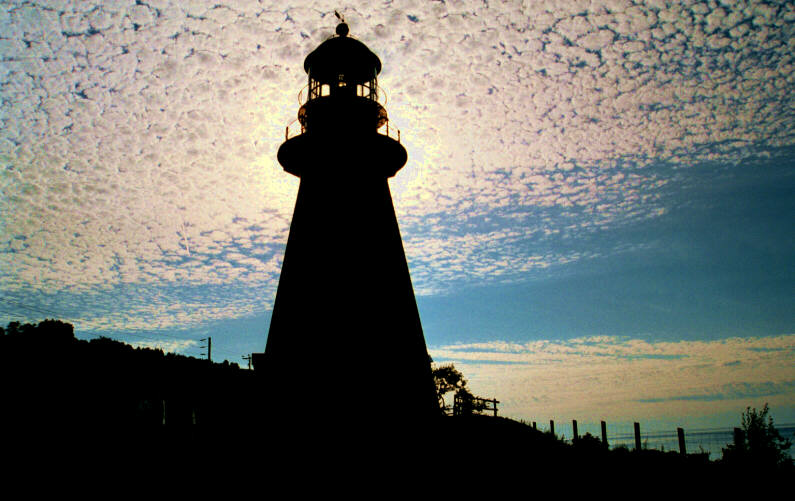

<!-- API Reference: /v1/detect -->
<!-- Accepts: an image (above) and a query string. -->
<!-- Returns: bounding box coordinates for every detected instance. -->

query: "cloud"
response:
[430,334,795,422]
[129,337,199,355]
[638,380,795,403]
[1,0,794,331]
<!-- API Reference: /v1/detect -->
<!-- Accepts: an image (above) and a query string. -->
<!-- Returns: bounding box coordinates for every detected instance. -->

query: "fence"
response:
[522,419,795,460]
[453,393,499,417]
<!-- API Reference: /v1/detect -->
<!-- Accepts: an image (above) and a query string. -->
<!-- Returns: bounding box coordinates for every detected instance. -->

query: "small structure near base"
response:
[453,390,499,417]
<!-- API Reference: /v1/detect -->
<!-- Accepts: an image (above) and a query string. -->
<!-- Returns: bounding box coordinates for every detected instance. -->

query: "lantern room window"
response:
[305,76,378,102]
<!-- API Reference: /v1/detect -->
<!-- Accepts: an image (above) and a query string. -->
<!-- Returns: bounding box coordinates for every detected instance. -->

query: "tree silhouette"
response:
[722,403,793,471]
[431,363,467,410]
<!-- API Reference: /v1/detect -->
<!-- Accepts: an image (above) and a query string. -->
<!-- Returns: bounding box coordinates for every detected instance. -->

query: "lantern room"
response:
[297,23,388,132]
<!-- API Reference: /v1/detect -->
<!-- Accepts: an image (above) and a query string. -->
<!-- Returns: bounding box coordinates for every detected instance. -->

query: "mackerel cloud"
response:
[2,0,794,329]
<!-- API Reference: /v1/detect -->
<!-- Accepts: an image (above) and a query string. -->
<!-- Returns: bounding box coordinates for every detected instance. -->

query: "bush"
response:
[721,404,793,471]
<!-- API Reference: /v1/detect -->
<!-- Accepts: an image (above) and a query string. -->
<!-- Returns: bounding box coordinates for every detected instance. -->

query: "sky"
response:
[1,0,794,433]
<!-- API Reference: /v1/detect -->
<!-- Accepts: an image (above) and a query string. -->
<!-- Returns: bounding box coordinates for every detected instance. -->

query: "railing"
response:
[284,117,402,144]
[285,118,305,141]
[453,392,499,417]
[376,85,388,106]
[382,119,401,143]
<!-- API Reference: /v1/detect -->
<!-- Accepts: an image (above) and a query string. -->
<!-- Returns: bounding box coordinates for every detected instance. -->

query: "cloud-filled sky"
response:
[2,0,794,430]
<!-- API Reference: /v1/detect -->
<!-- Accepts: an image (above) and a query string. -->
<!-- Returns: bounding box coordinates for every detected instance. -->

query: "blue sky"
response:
[1,0,794,431]
[420,155,794,343]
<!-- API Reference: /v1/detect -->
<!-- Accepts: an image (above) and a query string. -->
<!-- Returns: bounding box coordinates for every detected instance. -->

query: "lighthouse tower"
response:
[262,22,439,430]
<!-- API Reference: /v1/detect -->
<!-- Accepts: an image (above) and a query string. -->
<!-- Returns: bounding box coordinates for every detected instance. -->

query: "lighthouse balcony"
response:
[284,105,401,143]
[278,125,407,178]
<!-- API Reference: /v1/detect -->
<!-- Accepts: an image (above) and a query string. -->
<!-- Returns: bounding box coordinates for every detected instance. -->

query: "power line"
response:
[79,331,206,356]
[80,331,243,361]
[0,297,64,317]
[0,308,27,318]
[0,310,209,351]
[0,308,201,346]
[1,299,247,360]
[81,330,191,345]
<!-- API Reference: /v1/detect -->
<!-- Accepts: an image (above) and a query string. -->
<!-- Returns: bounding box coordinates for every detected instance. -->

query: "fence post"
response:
[572,419,578,443]
[733,427,745,451]
[601,420,608,448]
[550,420,555,436]
[634,422,642,451]
[677,427,686,455]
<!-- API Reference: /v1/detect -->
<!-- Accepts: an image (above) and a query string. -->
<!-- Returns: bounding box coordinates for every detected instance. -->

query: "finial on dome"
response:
[334,11,349,37]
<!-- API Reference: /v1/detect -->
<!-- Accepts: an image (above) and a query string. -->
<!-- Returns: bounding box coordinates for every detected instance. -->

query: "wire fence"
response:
[525,420,795,460]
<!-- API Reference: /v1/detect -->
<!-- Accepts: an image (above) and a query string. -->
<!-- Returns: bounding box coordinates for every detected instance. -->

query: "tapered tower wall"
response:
[264,166,438,422]
[262,25,439,429]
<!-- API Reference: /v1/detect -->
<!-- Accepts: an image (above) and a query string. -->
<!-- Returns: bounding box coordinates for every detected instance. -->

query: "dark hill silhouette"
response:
[3,320,792,483]
[1,319,264,453]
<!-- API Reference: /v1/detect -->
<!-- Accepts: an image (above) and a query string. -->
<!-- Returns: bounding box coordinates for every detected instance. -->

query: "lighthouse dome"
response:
[303,29,382,83]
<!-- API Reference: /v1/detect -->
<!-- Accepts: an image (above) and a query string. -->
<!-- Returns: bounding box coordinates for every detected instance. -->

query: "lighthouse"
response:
[261,21,439,431]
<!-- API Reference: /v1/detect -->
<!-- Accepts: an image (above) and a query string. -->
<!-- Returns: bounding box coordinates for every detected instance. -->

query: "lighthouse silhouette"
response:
[261,21,439,432]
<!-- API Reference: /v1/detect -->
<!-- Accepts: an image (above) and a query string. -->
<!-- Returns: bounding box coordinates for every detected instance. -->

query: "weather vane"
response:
[334,10,348,36]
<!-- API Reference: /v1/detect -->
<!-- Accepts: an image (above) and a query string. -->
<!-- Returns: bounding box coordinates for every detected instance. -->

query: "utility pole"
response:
[242,354,252,369]
[200,337,212,362]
